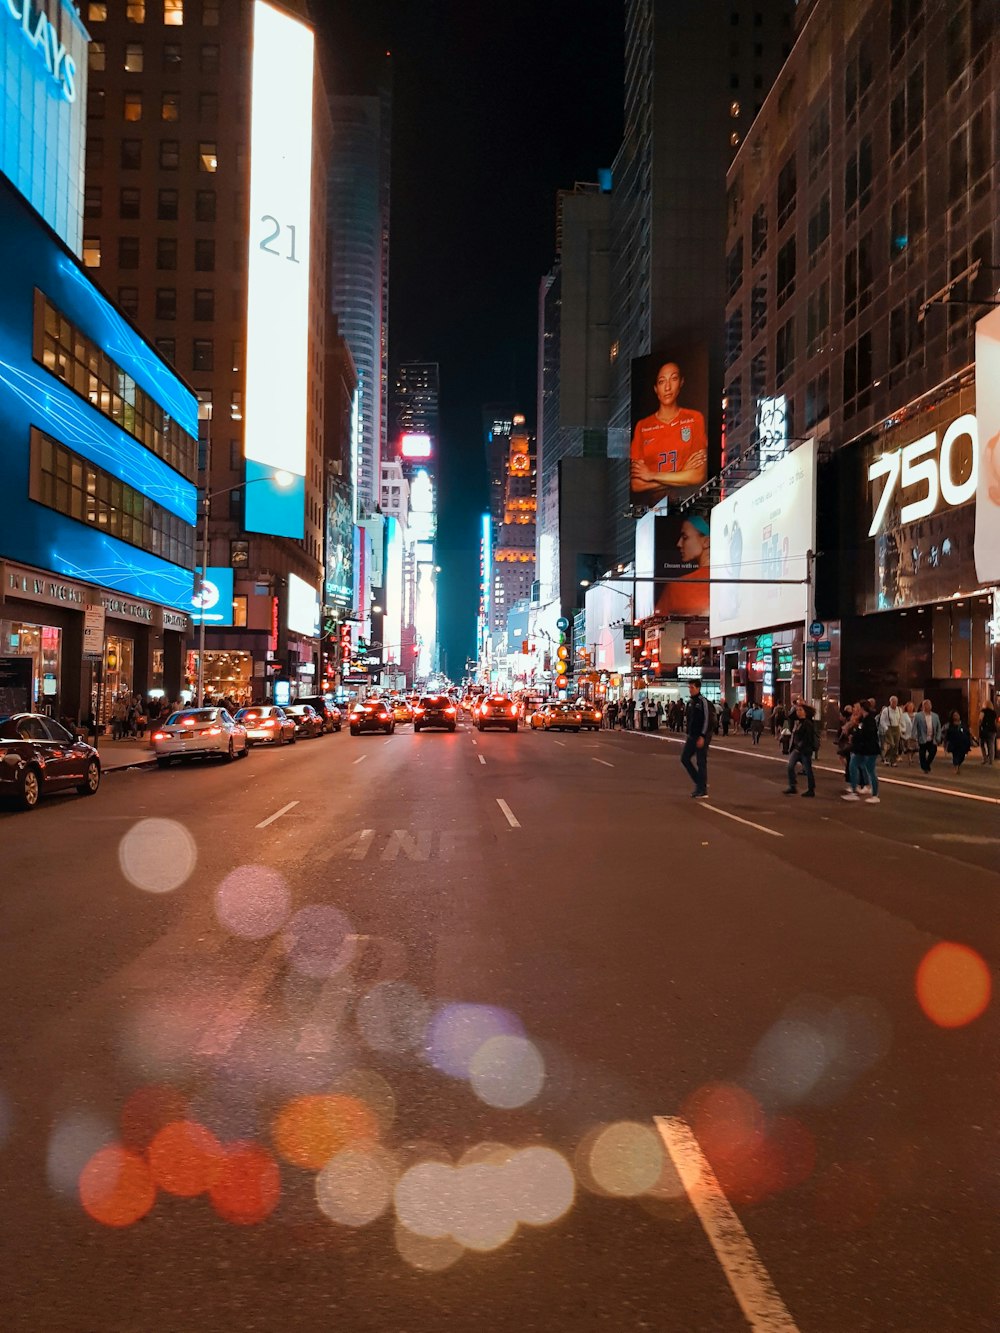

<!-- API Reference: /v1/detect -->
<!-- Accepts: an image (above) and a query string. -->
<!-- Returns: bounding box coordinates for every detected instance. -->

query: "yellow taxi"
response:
[391,698,413,723]
[579,702,604,730]
[529,703,583,732]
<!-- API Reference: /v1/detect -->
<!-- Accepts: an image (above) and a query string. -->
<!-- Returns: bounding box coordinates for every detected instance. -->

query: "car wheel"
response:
[240,741,250,758]
[350,727,359,736]
[509,725,517,733]
[76,758,101,796]
[227,739,237,761]
[290,732,298,743]
[18,765,41,810]
[448,725,456,732]
[414,725,421,733]
[573,727,581,733]
[156,757,172,769]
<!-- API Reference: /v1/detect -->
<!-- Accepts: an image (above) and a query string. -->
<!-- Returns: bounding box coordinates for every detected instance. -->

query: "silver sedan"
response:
[152,708,250,767]
[235,705,297,746]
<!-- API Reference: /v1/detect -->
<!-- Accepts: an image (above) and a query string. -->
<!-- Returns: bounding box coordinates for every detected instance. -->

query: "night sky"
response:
[316,1,624,677]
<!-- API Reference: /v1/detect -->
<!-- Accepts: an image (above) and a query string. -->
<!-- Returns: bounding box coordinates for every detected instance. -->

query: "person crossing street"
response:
[680,680,712,798]
[783,702,818,797]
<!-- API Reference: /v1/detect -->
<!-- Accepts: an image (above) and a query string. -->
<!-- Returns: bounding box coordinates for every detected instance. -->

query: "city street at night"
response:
[1,723,996,1332]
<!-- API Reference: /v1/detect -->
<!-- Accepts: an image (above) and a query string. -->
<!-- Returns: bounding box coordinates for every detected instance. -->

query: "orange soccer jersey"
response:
[630,410,708,484]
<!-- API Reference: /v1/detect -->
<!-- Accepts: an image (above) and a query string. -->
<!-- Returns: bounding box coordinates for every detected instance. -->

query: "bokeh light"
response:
[148,1120,223,1197]
[394,1221,464,1272]
[315,1145,396,1227]
[447,1162,518,1251]
[79,1144,156,1227]
[272,1094,379,1170]
[47,1112,115,1197]
[682,1083,765,1172]
[356,981,430,1058]
[333,1069,396,1138]
[469,1035,545,1109]
[394,1160,456,1239]
[586,1121,664,1197]
[215,865,291,940]
[424,1003,524,1080]
[120,1084,189,1152]
[503,1146,575,1226]
[283,906,356,979]
[118,818,197,894]
[916,941,992,1028]
[746,1019,828,1108]
[208,1142,281,1225]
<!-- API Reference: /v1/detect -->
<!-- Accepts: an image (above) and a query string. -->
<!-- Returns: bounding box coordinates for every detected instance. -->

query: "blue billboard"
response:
[190,567,235,626]
[0,0,89,255]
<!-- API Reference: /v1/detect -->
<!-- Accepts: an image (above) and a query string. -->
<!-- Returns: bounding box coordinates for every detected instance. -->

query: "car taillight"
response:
[263,719,277,728]
[183,719,195,727]
[152,731,165,741]
[414,707,425,715]
[509,706,517,716]
[445,706,456,715]
[204,726,222,735]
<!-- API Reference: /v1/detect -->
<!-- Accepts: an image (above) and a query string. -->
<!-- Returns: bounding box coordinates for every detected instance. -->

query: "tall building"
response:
[722,0,1000,719]
[82,0,329,705]
[328,78,391,513]
[483,403,516,530]
[391,360,440,677]
[606,0,794,557]
[491,417,536,634]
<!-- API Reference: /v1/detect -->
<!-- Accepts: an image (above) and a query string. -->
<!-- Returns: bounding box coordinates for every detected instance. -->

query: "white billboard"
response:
[710,439,816,639]
[244,0,314,538]
[287,573,320,638]
[975,307,1000,583]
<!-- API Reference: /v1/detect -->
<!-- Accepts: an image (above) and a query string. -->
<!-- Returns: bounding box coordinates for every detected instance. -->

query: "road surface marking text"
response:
[255,800,299,829]
[496,799,521,828]
[655,1116,801,1332]
[197,937,285,1057]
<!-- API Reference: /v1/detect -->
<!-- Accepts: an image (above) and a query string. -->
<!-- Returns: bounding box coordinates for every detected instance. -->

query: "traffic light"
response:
[555,629,571,692]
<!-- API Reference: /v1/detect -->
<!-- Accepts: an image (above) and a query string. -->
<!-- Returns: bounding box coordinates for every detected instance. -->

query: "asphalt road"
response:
[0,718,997,1332]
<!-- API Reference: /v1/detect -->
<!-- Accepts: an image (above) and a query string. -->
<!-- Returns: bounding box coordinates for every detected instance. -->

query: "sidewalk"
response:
[90,736,158,771]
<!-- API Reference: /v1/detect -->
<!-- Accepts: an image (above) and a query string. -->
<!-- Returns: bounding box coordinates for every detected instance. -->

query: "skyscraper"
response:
[491,417,536,634]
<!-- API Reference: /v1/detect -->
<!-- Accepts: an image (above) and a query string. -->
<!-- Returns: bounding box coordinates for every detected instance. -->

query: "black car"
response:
[349,700,395,735]
[476,693,519,732]
[296,695,343,733]
[413,695,458,732]
[0,714,102,810]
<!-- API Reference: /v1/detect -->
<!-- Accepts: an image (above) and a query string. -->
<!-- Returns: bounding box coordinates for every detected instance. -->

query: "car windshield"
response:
[166,710,217,725]
[421,697,446,706]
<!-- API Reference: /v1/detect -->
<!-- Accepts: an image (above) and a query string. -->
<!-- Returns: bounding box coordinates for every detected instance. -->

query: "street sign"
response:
[809,620,825,639]
[809,640,832,652]
[623,624,641,642]
[556,616,570,631]
[83,604,105,660]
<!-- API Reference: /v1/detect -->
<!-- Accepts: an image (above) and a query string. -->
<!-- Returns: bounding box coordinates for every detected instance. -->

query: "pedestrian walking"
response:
[943,710,972,774]
[720,702,730,736]
[914,699,942,773]
[783,702,818,797]
[680,680,711,798]
[878,695,903,766]
[627,697,637,730]
[843,700,881,803]
[900,701,918,765]
[750,703,764,746]
[606,700,618,730]
[978,696,997,765]
[836,704,857,788]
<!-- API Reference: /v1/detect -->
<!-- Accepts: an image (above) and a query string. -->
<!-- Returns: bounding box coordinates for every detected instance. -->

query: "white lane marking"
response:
[384,738,393,744]
[255,799,299,829]
[553,739,566,747]
[471,738,478,746]
[197,937,285,1057]
[478,754,486,765]
[698,802,783,838]
[354,754,367,765]
[592,757,614,767]
[496,798,520,828]
[930,832,1000,845]
[655,1116,801,1333]
[640,734,1000,806]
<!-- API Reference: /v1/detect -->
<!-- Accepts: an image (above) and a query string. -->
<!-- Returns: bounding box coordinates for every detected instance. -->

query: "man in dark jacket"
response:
[783,703,817,797]
[843,700,881,803]
[680,680,711,797]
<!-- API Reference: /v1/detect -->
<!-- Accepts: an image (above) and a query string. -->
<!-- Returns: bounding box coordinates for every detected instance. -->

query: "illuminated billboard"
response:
[975,307,1000,583]
[325,475,353,606]
[287,573,320,638]
[244,0,314,538]
[400,433,433,460]
[629,349,711,512]
[384,517,404,666]
[190,568,234,626]
[709,439,816,638]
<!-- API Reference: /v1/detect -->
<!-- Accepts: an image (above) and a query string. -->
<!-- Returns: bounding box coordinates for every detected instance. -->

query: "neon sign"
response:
[4,0,77,101]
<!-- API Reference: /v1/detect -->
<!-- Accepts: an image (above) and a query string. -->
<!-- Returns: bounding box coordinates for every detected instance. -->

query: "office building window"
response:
[193,339,214,372]
[87,137,104,170]
[155,338,175,364]
[89,41,106,71]
[199,141,218,172]
[193,289,215,321]
[156,289,177,320]
[119,187,141,220]
[118,237,140,269]
[231,342,242,373]
[161,91,180,121]
[195,190,216,222]
[36,296,197,480]
[156,237,178,270]
[158,188,179,220]
[203,0,219,24]
[123,92,143,122]
[159,140,180,169]
[230,392,242,421]
[84,185,102,220]
[229,490,242,519]
[194,239,215,271]
[121,139,142,169]
[163,42,181,67]
[30,431,195,571]
[776,238,796,307]
[198,91,218,124]
[807,193,830,258]
[82,238,101,268]
[164,0,184,24]
[124,42,143,72]
[806,281,830,357]
[725,239,743,299]
[751,203,767,262]
[88,3,107,19]
[200,43,219,73]
[127,0,145,19]
[118,288,140,319]
[88,87,105,119]
[843,331,873,416]
[776,155,796,226]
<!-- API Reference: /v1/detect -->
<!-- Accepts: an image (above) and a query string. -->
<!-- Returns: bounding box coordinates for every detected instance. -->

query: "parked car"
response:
[0,713,102,810]
[349,700,395,735]
[529,703,583,732]
[234,705,296,746]
[296,696,343,733]
[413,695,457,732]
[152,708,249,766]
[281,703,325,739]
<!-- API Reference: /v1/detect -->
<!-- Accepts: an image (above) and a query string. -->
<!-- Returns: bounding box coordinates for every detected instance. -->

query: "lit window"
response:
[123,92,142,122]
[88,3,107,20]
[124,42,143,71]
[89,41,106,71]
[199,141,218,172]
[164,0,183,24]
[230,392,242,421]
[161,91,180,121]
[127,1,145,20]
[83,238,101,268]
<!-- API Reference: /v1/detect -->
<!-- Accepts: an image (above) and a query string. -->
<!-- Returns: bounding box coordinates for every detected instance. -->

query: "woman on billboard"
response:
[630,361,708,509]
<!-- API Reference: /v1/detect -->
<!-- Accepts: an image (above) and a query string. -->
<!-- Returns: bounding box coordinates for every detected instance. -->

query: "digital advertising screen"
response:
[190,567,235,626]
[287,573,320,638]
[635,510,710,621]
[629,347,711,513]
[244,0,314,538]
[399,433,433,460]
[975,307,1000,584]
[709,439,816,638]
[325,475,353,606]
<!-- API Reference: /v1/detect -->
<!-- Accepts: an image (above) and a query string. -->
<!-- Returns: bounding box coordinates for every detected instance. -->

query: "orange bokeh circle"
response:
[209,1143,281,1225]
[120,1084,189,1152]
[148,1120,224,1197]
[271,1094,378,1171]
[79,1144,156,1228]
[916,941,992,1028]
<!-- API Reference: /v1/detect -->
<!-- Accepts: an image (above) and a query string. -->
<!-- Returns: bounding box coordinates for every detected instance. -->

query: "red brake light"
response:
[445,706,456,715]
[205,726,222,736]
[263,719,277,728]
[182,718,195,727]
[509,706,517,716]
[152,731,165,741]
